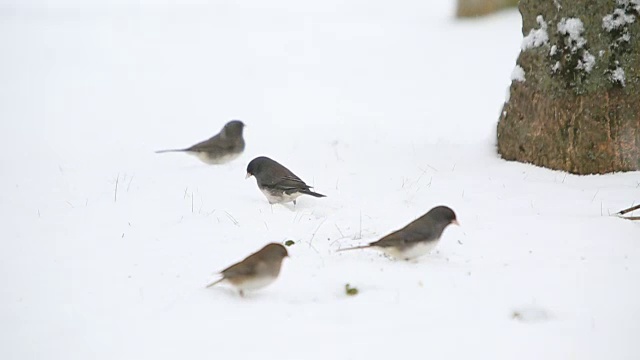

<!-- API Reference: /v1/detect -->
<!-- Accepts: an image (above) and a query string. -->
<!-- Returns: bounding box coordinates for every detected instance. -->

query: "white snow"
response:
[603,8,636,32]
[557,17,587,51]
[552,61,561,73]
[2,2,640,360]
[549,44,558,56]
[511,306,554,323]
[618,0,640,12]
[521,15,549,50]
[577,51,597,73]
[511,65,526,82]
[557,17,597,73]
[610,66,627,86]
[553,0,563,11]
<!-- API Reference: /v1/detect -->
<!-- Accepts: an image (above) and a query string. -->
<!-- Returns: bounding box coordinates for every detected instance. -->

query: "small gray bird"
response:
[156,120,245,164]
[246,156,326,205]
[206,243,289,297]
[338,206,459,260]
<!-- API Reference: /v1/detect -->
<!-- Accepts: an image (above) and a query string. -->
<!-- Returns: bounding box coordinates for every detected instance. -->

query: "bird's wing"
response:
[371,224,434,248]
[187,134,233,152]
[272,175,314,193]
[220,253,262,278]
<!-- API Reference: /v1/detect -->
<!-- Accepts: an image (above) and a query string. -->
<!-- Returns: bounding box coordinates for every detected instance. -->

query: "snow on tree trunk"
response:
[456,0,519,18]
[497,0,640,174]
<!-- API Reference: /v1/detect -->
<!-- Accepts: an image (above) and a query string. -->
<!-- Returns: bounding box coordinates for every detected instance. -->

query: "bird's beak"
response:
[452,219,460,226]
[245,173,252,179]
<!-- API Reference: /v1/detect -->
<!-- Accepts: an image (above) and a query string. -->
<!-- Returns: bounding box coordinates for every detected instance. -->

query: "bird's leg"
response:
[239,289,245,297]
[293,199,297,206]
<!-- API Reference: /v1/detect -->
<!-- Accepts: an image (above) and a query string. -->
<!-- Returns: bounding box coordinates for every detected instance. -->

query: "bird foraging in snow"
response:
[156,120,245,164]
[245,156,326,205]
[206,243,289,297]
[338,206,459,260]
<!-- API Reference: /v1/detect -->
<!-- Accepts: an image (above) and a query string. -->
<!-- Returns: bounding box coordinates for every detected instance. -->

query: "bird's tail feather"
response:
[300,189,326,198]
[205,278,224,288]
[155,148,187,154]
[336,245,371,252]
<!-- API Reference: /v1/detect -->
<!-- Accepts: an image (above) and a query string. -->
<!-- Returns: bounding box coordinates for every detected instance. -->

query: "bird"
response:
[337,206,459,260]
[246,156,326,205]
[156,120,245,164]
[206,243,289,297]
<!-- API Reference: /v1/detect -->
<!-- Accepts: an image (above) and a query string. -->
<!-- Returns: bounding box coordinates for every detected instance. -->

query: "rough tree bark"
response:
[456,0,519,18]
[497,0,640,174]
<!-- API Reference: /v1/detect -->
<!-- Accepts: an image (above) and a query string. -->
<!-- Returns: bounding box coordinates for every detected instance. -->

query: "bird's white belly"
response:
[191,151,241,165]
[235,275,277,292]
[260,188,302,204]
[382,240,439,260]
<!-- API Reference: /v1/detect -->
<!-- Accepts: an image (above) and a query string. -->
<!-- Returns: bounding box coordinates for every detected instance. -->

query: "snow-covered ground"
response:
[2,1,639,359]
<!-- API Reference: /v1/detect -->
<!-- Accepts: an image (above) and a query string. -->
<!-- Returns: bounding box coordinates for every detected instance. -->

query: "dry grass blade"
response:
[617,204,640,216]
[619,216,640,221]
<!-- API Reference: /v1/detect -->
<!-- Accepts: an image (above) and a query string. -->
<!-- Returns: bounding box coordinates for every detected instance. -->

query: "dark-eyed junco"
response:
[246,156,326,205]
[338,206,459,260]
[156,120,245,164]
[206,243,289,297]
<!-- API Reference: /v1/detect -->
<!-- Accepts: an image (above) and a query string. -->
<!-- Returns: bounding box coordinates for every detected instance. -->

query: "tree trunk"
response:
[456,0,519,18]
[497,0,640,174]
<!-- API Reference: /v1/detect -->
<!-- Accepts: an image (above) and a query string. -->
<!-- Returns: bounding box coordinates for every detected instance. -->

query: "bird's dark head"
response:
[262,243,289,260]
[245,156,272,179]
[428,206,459,226]
[222,120,245,138]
